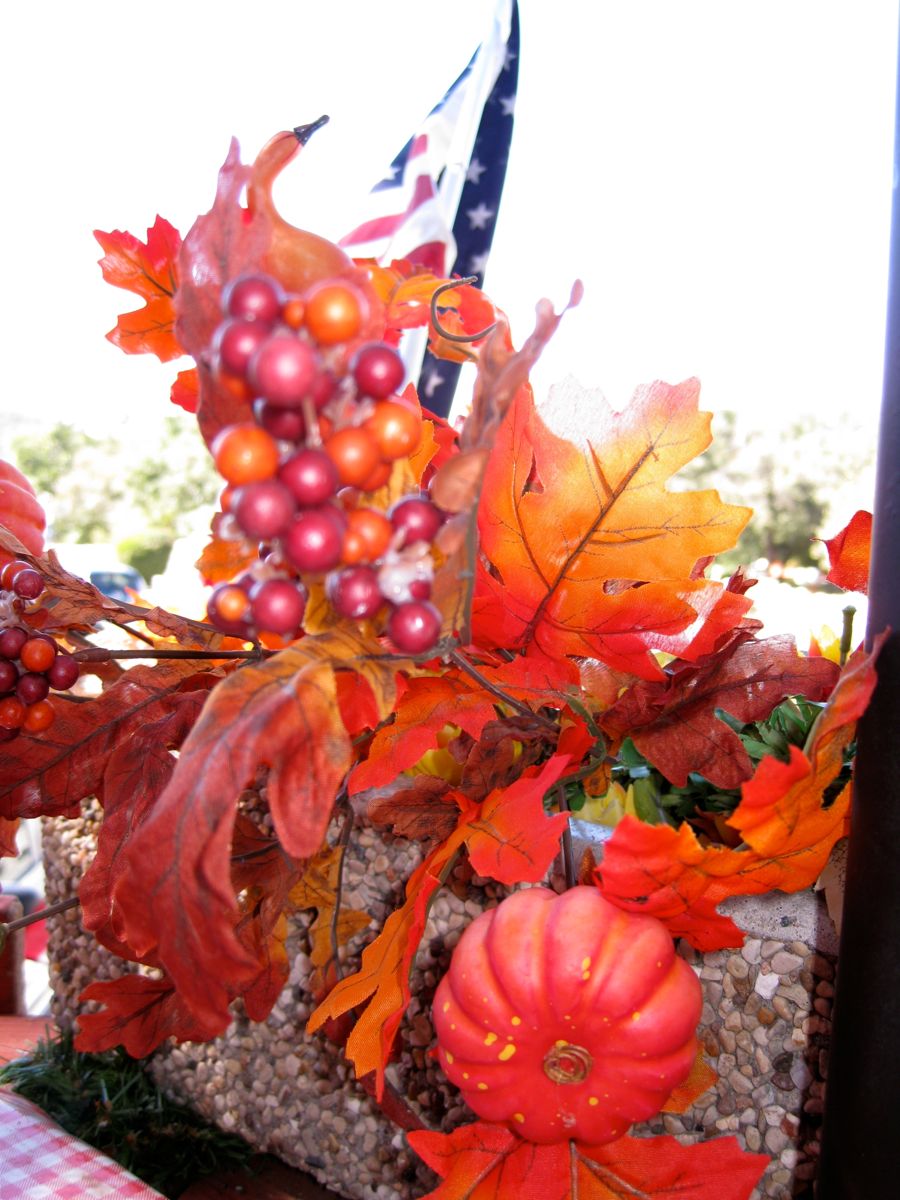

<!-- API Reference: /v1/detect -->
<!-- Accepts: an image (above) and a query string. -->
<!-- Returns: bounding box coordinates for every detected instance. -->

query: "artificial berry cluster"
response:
[205,272,446,654]
[0,559,81,741]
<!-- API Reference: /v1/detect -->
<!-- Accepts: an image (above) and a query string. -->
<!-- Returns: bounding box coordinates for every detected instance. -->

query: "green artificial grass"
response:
[0,1029,255,1198]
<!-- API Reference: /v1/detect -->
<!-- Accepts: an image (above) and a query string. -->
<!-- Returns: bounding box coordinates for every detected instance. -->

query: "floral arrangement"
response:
[0,125,878,1199]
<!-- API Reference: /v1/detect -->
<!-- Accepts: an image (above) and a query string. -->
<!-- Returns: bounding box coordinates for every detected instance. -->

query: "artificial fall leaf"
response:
[79,693,206,959]
[75,973,221,1057]
[110,629,397,1032]
[307,832,462,1097]
[0,817,18,858]
[473,379,753,678]
[288,844,372,999]
[595,637,882,949]
[823,509,872,595]
[354,772,460,842]
[195,523,259,586]
[95,217,183,361]
[599,634,839,789]
[0,661,209,820]
[348,673,497,795]
[170,366,199,413]
[408,1122,768,1200]
[457,754,571,884]
[457,714,557,802]
[660,1048,717,1114]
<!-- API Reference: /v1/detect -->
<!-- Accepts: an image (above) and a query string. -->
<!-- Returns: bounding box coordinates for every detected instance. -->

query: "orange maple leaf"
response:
[408,1122,768,1200]
[95,216,182,361]
[473,380,752,678]
[822,509,871,595]
[288,844,372,999]
[595,637,883,949]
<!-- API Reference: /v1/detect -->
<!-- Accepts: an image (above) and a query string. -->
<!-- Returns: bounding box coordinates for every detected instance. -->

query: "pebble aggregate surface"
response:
[42,805,838,1200]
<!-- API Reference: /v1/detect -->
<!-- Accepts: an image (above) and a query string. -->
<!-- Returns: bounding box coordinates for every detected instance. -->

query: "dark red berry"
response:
[254,399,307,442]
[310,370,337,410]
[16,672,50,705]
[386,600,442,654]
[326,566,384,620]
[213,317,272,378]
[233,479,296,540]
[409,578,432,601]
[0,659,17,692]
[47,654,80,690]
[0,726,18,744]
[223,273,283,324]
[0,627,27,659]
[249,334,319,407]
[249,578,307,634]
[351,342,405,399]
[278,448,340,507]
[11,567,44,600]
[388,495,444,546]
[283,509,345,573]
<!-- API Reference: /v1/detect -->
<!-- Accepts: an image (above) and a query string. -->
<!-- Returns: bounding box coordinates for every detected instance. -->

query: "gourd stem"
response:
[556,784,577,890]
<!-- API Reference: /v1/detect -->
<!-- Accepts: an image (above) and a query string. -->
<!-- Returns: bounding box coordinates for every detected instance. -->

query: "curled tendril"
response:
[430,276,497,344]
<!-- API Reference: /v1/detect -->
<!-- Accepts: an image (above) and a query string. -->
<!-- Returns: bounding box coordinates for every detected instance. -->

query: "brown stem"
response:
[106,619,156,646]
[840,604,856,665]
[328,801,355,984]
[430,277,497,343]
[449,648,558,731]
[1,895,80,937]
[72,646,272,663]
[357,1071,427,1133]
[556,784,577,890]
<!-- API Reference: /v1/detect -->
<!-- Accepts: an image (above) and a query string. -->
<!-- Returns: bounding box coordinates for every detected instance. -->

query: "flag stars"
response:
[468,251,490,277]
[423,368,446,398]
[467,202,495,231]
[499,94,516,117]
[466,156,487,185]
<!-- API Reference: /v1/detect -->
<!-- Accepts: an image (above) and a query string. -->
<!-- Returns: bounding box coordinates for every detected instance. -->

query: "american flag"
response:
[339,0,519,419]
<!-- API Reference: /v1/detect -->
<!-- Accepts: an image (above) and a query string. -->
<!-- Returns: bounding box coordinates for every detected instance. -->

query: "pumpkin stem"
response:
[543,1041,593,1085]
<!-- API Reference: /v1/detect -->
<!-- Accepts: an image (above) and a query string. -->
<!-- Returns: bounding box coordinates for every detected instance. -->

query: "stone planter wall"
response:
[42,809,839,1200]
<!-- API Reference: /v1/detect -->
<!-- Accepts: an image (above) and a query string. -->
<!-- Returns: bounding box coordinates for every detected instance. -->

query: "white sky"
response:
[1,0,898,496]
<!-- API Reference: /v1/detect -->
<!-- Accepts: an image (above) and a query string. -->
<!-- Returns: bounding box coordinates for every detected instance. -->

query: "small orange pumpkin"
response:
[432,886,702,1145]
[0,459,45,559]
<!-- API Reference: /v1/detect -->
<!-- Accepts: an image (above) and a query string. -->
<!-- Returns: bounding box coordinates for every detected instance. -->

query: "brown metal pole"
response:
[817,19,900,1196]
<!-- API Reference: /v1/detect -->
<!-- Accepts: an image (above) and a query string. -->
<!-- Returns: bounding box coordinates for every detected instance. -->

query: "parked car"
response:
[48,543,147,603]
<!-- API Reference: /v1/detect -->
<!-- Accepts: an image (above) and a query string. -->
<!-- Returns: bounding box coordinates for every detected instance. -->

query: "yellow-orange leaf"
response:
[474,379,752,677]
[289,845,372,998]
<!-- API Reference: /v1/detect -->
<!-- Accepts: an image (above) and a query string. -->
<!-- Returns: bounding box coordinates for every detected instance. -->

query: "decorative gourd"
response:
[0,459,45,558]
[432,886,702,1145]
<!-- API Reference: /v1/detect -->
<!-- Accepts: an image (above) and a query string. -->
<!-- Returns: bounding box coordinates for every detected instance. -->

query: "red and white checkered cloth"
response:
[0,1089,165,1199]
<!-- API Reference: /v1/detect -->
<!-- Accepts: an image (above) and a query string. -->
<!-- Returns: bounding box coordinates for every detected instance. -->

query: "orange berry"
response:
[281,297,306,329]
[214,584,251,622]
[20,636,57,673]
[324,427,381,488]
[23,698,55,733]
[359,459,393,492]
[342,508,393,564]
[0,696,26,729]
[212,423,280,485]
[363,401,422,460]
[304,281,365,345]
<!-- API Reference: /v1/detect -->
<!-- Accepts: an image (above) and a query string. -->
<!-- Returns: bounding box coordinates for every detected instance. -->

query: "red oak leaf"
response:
[595,638,882,948]
[459,755,571,884]
[600,634,839,788]
[95,217,182,361]
[79,692,206,959]
[408,1122,768,1200]
[822,509,872,595]
[0,817,18,858]
[111,629,397,1032]
[75,973,221,1057]
[170,366,199,413]
[472,380,752,678]
[349,673,496,795]
[0,661,209,820]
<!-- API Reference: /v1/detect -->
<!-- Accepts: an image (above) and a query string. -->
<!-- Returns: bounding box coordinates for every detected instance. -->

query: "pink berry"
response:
[0,627,27,659]
[249,579,307,634]
[249,334,319,407]
[327,566,384,620]
[254,399,307,442]
[47,654,80,690]
[283,509,345,574]
[278,448,340,507]
[213,318,271,378]
[222,273,283,324]
[386,601,442,654]
[351,342,405,399]
[388,495,444,546]
[233,479,297,540]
